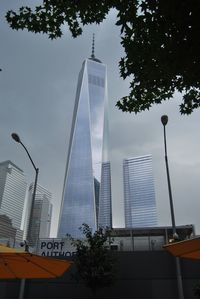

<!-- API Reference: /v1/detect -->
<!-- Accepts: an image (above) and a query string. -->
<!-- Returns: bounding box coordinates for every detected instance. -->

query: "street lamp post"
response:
[11,133,39,299]
[161,115,178,238]
[161,115,184,299]
[11,133,39,246]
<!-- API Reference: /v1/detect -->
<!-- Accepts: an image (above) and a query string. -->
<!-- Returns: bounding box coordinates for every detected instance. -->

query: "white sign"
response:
[36,238,76,257]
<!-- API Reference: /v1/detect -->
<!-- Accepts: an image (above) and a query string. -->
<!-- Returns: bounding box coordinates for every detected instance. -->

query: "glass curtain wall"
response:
[123,155,157,228]
[58,57,108,238]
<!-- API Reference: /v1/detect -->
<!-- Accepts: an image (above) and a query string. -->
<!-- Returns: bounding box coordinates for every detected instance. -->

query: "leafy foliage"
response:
[69,224,115,294]
[193,281,200,297]
[6,0,200,114]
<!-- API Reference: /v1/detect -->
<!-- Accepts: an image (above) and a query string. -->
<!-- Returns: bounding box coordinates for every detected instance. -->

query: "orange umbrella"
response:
[0,244,72,279]
[163,237,200,259]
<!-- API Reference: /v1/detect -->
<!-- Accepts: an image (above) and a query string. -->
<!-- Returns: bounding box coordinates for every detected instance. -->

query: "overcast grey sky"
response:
[1,1,200,237]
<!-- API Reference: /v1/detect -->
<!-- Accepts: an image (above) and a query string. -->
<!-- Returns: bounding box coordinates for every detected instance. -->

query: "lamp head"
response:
[161,115,168,126]
[11,133,21,143]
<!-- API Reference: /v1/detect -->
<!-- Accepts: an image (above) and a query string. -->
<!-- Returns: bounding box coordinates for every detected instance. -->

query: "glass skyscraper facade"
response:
[58,50,111,238]
[0,160,27,240]
[123,155,157,227]
[98,162,112,229]
[25,183,52,246]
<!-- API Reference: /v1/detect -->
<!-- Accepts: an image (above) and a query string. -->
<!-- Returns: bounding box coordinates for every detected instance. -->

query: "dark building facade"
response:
[1,250,200,299]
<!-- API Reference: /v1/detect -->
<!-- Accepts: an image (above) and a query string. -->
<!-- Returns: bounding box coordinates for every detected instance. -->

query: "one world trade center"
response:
[58,39,112,238]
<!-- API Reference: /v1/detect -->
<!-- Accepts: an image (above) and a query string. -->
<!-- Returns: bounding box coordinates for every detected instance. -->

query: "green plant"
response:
[69,224,116,296]
[6,1,200,114]
[193,281,200,297]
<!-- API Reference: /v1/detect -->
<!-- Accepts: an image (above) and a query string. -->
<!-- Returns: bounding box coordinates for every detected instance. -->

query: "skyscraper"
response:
[123,155,157,227]
[98,162,112,228]
[0,160,27,241]
[58,39,111,238]
[25,183,52,246]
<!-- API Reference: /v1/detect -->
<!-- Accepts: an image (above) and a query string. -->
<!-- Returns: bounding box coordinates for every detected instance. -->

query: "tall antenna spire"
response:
[91,33,95,59]
[89,33,102,63]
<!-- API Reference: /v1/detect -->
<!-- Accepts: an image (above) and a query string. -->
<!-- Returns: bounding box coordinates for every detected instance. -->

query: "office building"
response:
[98,162,112,228]
[0,160,27,240]
[37,224,194,255]
[58,39,111,238]
[25,183,52,247]
[0,215,17,245]
[123,155,157,227]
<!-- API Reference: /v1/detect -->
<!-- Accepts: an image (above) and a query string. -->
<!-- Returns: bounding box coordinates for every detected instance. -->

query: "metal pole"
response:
[163,125,176,237]
[19,142,37,171]
[161,116,184,299]
[18,279,26,299]
[15,138,39,246]
[19,242,29,299]
[11,134,39,299]
[176,257,184,299]
[27,167,39,246]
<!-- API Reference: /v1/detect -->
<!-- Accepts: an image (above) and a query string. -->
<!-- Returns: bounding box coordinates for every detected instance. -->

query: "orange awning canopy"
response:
[164,237,200,259]
[0,244,23,252]
[0,244,73,279]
